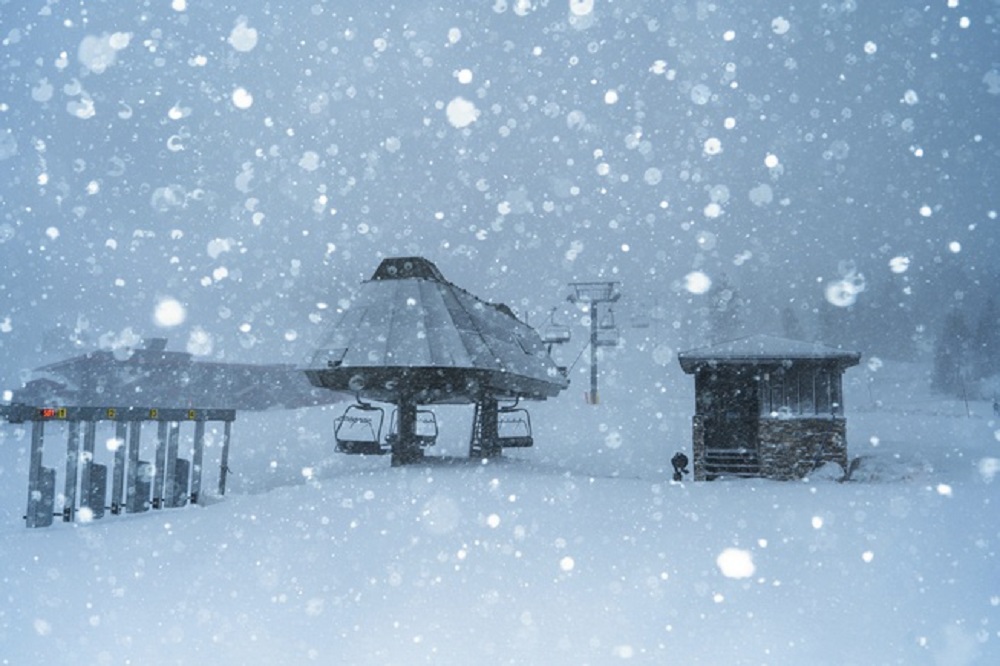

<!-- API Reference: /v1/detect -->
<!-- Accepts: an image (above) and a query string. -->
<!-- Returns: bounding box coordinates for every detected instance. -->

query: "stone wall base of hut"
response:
[691,416,848,481]
[757,418,847,480]
[691,415,706,481]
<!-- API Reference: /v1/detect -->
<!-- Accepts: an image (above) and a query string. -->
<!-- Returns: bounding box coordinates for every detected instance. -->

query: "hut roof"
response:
[678,334,861,373]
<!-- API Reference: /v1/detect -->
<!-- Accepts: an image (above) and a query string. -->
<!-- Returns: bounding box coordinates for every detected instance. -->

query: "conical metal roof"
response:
[304,257,568,404]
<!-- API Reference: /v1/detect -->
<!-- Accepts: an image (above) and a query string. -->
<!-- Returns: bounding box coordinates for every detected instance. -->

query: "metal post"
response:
[164,421,180,507]
[111,421,127,514]
[63,421,81,522]
[190,419,205,504]
[218,420,232,496]
[391,399,422,466]
[481,397,501,458]
[589,302,599,405]
[568,281,620,406]
[126,421,142,512]
[153,421,168,509]
[78,421,97,512]
[26,420,46,528]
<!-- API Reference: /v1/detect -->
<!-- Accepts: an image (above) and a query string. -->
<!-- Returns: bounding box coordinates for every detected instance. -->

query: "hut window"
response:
[764,365,839,418]
[766,372,783,415]
[815,370,831,414]
[787,370,801,413]
[831,372,844,416]
[799,368,814,415]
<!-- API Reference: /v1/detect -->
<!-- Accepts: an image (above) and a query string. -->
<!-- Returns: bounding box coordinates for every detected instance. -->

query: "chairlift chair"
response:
[599,307,617,329]
[334,400,387,455]
[595,307,620,347]
[386,407,439,449]
[630,311,651,329]
[539,307,571,352]
[498,399,534,448]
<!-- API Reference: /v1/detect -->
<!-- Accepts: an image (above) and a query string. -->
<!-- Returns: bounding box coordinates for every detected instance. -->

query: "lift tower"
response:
[568,281,621,405]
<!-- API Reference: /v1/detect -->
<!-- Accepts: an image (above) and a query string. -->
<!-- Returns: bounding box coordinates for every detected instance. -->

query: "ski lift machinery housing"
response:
[304,257,569,465]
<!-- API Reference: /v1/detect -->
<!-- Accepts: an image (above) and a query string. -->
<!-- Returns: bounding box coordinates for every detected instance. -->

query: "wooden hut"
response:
[677,335,861,480]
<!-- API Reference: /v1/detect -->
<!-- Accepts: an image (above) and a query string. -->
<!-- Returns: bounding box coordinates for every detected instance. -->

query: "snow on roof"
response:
[678,334,861,373]
[24,342,337,411]
[369,256,446,282]
[305,257,568,399]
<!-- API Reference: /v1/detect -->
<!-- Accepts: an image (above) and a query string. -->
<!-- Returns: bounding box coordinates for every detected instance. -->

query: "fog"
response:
[0,1,997,384]
[2,3,1000,664]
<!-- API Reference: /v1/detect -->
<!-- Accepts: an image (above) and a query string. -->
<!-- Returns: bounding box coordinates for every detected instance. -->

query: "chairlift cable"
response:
[567,340,590,373]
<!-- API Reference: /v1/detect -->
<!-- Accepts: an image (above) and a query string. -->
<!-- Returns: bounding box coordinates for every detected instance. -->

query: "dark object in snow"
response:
[304,257,569,466]
[993,397,1000,417]
[840,457,863,482]
[671,452,690,481]
[678,335,861,481]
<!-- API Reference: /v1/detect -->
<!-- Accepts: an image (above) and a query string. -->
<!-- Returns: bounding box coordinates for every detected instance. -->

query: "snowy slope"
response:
[1,359,998,665]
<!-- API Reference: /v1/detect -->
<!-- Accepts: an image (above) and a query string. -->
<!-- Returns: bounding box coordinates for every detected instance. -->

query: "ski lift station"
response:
[1,256,867,530]
[1,256,569,528]
[303,257,569,466]
[678,335,861,481]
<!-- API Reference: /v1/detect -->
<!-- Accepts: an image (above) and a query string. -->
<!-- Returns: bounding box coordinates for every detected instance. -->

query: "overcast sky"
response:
[1,1,997,385]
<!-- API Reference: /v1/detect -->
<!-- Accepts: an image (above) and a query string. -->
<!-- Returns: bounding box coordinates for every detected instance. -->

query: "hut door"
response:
[703,375,760,477]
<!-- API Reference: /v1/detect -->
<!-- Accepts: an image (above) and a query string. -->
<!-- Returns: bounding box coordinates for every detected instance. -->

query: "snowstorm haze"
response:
[0,1,997,381]
[3,4,1000,664]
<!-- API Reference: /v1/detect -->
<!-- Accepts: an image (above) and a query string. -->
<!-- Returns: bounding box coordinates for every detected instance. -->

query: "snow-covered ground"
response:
[1,358,998,665]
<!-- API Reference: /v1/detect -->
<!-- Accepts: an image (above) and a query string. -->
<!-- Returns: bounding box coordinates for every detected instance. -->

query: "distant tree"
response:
[817,301,841,346]
[813,270,920,359]
[972,296,1000,380]
[781,305,806,340]
[707,275,744,343]
[858,275,918,361]
[817,300,862,349]
[932,309,972,395]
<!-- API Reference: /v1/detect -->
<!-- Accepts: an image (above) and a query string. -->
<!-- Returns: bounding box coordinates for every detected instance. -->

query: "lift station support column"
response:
[390,398,424,467]
[468,398,503,460]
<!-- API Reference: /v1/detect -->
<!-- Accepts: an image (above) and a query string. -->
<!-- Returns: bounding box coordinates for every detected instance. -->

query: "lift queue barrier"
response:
[0,404,235,528]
